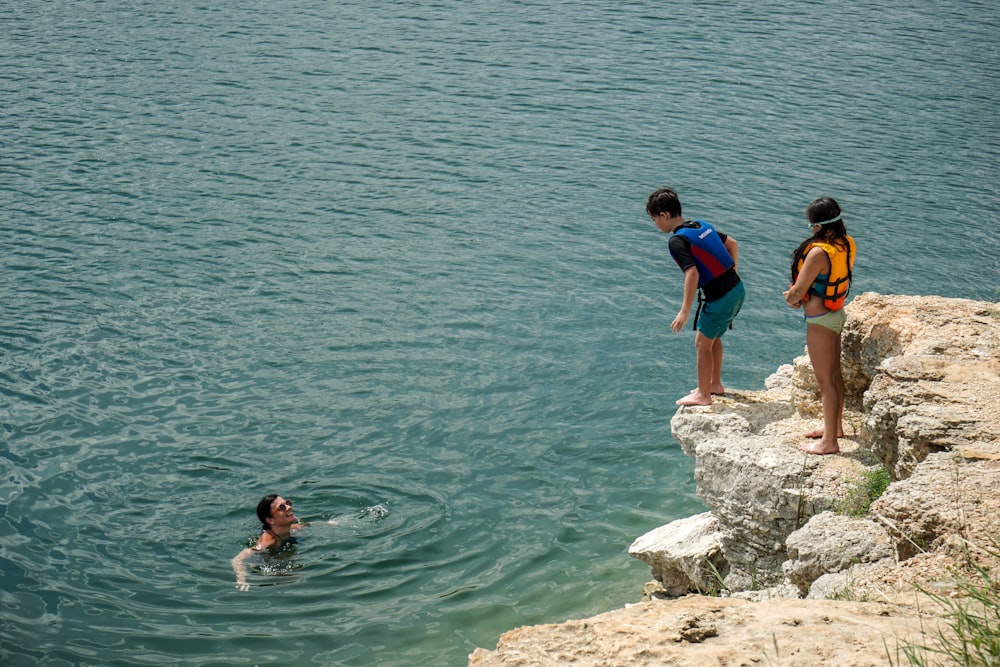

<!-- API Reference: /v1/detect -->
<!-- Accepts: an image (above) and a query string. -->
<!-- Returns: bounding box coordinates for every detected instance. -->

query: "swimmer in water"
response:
[231,494,305,591]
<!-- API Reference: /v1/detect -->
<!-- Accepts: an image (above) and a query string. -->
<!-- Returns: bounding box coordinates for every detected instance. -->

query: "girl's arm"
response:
[784,247,827,307]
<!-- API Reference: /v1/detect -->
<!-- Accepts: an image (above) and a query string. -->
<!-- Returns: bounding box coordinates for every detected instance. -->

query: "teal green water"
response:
[2,1,998,665]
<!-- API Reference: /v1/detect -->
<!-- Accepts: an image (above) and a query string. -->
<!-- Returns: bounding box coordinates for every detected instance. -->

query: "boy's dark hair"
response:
[646,188,682,218]
[256,494,278,529]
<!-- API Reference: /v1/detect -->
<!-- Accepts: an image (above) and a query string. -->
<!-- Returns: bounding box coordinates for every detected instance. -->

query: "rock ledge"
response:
[469,293,1000,666]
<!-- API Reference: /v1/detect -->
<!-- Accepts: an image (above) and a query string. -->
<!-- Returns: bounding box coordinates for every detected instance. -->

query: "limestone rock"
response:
[783,511,894,594]
[468,595,942,667]
[791,353,822,417]
[764,363,795,393]
[669,410,752,458]
[628,512,727,596]
[671,402,872,588]
[806,561,890,600]
[470,294,1000,666]
[871,451,1000,560]
[850,293,1000,477]
[666,292,1000,592]
[729,582,801,602]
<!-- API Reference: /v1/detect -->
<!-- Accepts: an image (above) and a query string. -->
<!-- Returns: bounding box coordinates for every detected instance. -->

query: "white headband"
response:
[809,215,842,227]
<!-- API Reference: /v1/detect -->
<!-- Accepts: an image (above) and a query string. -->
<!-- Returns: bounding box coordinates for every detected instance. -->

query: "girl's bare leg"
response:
[799,323,843,454]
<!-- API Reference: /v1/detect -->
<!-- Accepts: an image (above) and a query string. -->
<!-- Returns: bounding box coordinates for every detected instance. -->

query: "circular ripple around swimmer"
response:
[224,475,458,616]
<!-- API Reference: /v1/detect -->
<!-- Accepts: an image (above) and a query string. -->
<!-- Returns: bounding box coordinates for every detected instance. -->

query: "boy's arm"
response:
[723,236,739,272]
[671,267,699,332]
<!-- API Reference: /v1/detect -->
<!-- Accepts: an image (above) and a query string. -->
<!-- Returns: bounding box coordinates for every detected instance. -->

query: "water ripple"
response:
[3,0,998,665]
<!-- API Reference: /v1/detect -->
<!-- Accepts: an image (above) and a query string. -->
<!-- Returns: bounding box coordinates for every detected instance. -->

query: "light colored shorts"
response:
[804,308,847,334]
[698,282,745,339]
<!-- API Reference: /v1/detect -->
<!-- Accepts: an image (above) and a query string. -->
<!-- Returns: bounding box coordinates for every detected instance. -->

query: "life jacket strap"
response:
[692,290,734,332]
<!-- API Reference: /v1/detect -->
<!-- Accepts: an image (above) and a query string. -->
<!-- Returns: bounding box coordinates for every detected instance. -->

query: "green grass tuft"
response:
[836,466,891,517]
[891,539,1000,667]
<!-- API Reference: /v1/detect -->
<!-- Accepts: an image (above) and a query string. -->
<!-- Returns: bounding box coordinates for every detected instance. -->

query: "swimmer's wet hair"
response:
[256,494,278,528]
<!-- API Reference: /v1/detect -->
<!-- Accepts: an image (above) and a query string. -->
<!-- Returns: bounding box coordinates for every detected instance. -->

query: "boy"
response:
[646,188,744,406]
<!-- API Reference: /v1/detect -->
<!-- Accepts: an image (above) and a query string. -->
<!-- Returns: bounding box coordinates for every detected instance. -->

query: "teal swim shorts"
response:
[697,282,745,339]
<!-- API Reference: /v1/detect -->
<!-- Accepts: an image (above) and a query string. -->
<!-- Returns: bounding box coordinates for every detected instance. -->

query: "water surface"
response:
[2,1,998,665]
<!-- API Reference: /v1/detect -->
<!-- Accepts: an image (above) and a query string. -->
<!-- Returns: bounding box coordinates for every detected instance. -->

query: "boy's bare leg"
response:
[677,333,717,406]
[710,336,724,394]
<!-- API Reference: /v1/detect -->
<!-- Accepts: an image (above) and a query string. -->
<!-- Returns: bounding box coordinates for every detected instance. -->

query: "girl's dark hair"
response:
[805,197,841,226]
[790,197,852,282]
[256,494,278,529]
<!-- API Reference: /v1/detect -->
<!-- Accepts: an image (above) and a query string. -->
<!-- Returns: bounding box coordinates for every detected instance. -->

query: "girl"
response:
[784,197,856,455]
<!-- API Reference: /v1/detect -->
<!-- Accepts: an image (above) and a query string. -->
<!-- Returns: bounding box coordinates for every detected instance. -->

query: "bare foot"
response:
[798,441,840,455]
[803,427,845,439]
[677,392,713,406]
[687,386,725,397]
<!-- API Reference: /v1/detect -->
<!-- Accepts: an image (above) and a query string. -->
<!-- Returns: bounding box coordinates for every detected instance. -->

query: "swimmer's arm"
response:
[785,247,826,307]
[231,548,254,592]
[297,519,339,528]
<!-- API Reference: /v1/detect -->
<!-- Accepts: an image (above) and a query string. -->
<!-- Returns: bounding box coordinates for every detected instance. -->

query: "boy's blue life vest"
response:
[671,220,735,287]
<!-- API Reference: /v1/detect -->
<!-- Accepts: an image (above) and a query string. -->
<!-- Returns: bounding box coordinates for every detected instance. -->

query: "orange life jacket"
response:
[793,236,856,310]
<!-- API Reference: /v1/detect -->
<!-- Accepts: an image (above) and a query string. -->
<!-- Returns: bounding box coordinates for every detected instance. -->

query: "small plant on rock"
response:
[891,539,1000,667]
[836,466,891,517]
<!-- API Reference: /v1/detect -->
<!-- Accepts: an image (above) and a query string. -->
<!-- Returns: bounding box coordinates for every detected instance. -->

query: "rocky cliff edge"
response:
[469,293,1000,666]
